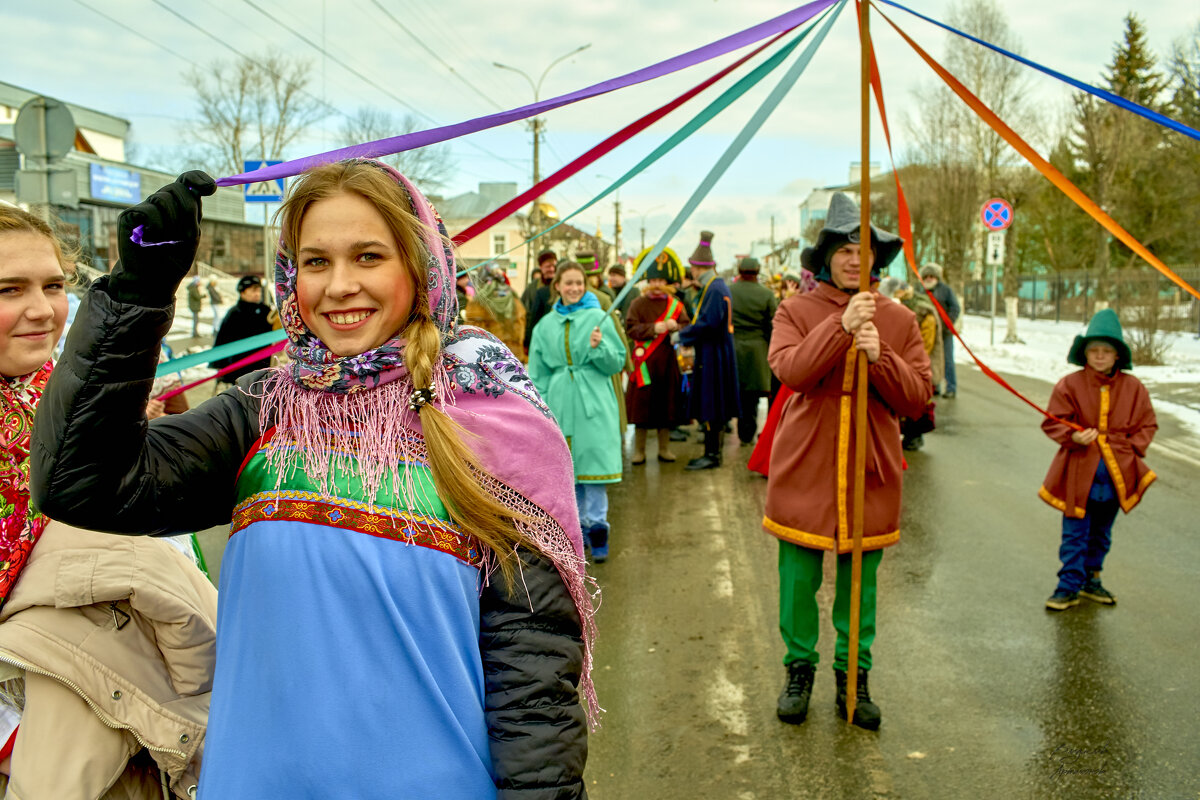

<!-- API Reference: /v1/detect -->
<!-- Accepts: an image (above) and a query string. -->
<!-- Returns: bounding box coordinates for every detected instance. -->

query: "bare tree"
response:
[902,0,1038,340]
[339,107,456,194]
[185,50,327,178]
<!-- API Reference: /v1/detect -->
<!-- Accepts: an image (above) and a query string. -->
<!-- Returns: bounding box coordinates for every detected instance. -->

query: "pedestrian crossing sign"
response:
[243,160,284,202]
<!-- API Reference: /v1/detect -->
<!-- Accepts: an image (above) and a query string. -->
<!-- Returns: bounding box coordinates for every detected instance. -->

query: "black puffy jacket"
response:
[31,278,588,799]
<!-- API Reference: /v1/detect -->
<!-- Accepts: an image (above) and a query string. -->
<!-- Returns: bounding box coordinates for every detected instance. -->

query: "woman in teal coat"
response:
[528,260,627,562]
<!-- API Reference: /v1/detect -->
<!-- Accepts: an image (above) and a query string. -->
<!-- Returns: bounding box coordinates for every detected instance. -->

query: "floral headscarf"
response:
[1,361,53,611]
[254,159,600,724]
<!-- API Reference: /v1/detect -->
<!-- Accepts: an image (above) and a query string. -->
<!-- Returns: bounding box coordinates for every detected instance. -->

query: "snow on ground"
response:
[954,313,1200,465]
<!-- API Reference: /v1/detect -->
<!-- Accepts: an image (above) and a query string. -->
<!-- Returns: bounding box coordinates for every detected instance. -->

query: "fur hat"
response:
[878,276,906,299]
[688,230,716,267]
[634,246,685,284]
[810,193,902,283]
[919,262,944,281]
[736,256,761,274]
[1068,308,1132,371]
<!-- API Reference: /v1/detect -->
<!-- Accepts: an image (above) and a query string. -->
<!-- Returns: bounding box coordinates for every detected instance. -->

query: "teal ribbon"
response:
[459,2,838,285]
[155,329,287,378]
[610,0,846,314]
[163,6,841,378]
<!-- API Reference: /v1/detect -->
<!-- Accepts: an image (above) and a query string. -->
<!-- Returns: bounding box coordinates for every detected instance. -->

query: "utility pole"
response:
[613,200,621,263]
[530,117,542,186]
[494,44,590,195]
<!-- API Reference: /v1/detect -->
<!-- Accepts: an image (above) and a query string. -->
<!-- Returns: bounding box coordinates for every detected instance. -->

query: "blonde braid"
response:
[402,316,527,583]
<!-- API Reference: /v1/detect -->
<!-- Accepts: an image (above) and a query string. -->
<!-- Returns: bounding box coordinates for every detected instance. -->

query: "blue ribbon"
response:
[876,0,1200,142]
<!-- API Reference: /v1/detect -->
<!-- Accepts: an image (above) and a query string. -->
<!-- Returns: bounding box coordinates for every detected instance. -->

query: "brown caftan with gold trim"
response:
[1039,368,1157,519]
[763,283,932,553]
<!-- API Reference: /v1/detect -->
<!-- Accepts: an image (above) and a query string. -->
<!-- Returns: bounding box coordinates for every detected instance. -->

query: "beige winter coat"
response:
[0,522,217,799]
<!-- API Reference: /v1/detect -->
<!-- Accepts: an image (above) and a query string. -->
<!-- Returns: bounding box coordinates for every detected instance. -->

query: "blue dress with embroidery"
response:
[197,433,497,798]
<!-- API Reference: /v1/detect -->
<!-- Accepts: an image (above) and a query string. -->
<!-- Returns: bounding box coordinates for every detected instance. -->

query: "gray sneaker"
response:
[1080,578,1117,605]
[1045,591,1080,611]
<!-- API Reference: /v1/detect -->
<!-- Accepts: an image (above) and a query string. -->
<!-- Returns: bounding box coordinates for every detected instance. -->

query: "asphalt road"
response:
[582,367,1200,800]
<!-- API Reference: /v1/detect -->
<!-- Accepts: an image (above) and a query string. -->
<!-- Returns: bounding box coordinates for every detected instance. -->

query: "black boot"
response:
[834,667,881,731]
[686,425,723,470]
[776,661,815,724]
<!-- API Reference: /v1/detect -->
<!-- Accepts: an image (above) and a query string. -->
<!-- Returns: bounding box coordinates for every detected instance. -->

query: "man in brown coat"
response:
[765,193,931,730]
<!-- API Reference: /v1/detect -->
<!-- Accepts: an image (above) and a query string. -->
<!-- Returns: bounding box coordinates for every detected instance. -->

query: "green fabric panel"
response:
[235,446,452,524]
[778,542,882,670]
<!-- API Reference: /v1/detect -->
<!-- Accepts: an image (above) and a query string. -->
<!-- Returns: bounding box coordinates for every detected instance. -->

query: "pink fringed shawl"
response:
[254,160,599,724]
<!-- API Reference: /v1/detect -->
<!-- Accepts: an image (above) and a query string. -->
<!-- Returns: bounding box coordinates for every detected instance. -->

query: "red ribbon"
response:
[857,1,1082,431]
[156,341,288,402]
[451,29,793,246]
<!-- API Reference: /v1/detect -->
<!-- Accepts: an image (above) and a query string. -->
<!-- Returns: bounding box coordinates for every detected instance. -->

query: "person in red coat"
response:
[624,249,690,464]
[765,193,931,731]
[1039,309,1156,611]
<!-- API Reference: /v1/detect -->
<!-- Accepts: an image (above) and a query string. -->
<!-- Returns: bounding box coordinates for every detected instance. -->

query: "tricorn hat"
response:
[811,193,903,283]
[688,230,716,267]
[1068,308,1132,371]
[634,246,685,284]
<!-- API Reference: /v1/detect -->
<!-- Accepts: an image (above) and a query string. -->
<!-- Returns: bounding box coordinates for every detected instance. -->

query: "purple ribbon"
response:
[215,0,835,187]
[130,225,181,247]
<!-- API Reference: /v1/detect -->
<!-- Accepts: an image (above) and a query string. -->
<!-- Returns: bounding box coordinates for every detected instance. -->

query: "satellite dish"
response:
[14,96,76,161]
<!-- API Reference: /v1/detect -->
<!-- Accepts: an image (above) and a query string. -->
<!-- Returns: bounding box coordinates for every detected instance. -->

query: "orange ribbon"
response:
[856,0,1082,430]
[873,1,1200,304]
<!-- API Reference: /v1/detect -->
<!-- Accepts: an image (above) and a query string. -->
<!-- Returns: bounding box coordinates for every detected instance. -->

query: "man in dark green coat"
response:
[729,257,778,444]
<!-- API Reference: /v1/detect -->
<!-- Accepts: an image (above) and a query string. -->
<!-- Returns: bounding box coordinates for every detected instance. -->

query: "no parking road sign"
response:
[980,197,1013,231]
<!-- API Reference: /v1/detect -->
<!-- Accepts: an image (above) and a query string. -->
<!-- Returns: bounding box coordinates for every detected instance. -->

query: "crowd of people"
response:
[0,168,1158,795]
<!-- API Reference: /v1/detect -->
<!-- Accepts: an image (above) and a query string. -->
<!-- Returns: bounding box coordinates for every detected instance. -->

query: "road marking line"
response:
[1150,439,1200,470]
[713,557,734,599]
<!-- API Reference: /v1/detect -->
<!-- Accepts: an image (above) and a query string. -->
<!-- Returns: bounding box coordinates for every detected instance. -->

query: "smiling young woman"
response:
[0,210,70,379]
[32,160,595,798]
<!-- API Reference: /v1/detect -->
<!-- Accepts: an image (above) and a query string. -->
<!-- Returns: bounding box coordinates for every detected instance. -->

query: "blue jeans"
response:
[574,483,609,533]
[943,331,957,393]
[1056,463,1119,592]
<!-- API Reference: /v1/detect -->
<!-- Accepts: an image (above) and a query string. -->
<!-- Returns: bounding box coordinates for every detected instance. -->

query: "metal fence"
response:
[963,267,1200,334]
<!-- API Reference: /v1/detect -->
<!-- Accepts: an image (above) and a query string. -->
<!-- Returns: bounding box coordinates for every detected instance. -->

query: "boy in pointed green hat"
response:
[1039,309,1157,611]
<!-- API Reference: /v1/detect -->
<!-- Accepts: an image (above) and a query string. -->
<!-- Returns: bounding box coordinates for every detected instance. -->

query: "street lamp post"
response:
[632,205,665,251]
[494,44,591,190]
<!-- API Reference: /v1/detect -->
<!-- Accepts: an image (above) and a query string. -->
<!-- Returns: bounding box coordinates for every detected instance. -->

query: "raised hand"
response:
[110,171,217,306]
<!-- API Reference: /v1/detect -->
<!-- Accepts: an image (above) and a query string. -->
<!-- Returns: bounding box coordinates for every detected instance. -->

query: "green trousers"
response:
[778,541,882,671]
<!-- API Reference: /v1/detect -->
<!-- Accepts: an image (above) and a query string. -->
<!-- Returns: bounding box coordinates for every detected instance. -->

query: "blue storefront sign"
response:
[89,164,141,204]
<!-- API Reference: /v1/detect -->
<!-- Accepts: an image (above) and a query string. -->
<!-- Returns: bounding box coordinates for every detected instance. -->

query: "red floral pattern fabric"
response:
[1,360,53,609]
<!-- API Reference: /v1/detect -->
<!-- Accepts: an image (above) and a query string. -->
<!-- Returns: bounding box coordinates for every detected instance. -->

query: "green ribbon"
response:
[460,3,837,285]
[155,329,287,378]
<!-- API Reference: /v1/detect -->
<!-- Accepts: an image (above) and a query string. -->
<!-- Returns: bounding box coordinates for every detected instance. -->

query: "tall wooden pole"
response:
[846,0,872,725]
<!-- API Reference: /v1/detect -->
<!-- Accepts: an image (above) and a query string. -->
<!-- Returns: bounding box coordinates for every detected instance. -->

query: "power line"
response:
[151,0,357,123]
[239,0,525,172]
[68,0,201,68]
[366,0,503,112]
[390,0,525,108]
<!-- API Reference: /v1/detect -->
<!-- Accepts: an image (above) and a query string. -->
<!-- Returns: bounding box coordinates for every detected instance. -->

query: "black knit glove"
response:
[109,171,217,307]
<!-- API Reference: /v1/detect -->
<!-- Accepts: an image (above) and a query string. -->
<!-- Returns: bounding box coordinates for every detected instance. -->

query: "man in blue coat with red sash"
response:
[677,231,740,470]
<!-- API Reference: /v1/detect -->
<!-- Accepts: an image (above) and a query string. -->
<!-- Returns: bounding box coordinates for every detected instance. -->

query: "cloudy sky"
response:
[4,0,1196,267]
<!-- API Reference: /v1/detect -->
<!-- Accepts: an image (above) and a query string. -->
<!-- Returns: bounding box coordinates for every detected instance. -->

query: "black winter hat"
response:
[810,193,902,283]
[237,275,263,293]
